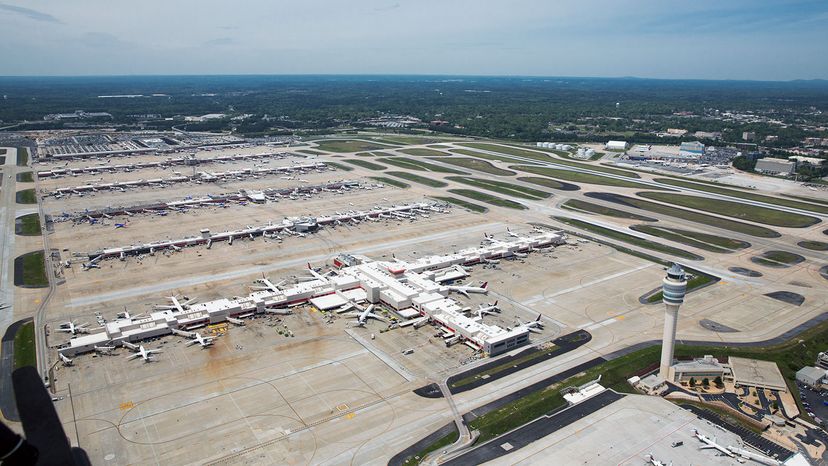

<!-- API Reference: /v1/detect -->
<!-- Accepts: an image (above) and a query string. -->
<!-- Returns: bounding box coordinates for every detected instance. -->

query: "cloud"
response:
[374,3,400,12]
[0,2,60,23]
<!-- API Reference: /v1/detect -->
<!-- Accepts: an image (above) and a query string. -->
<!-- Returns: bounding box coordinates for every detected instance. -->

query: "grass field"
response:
[798,240,828,251]
[646,272,715,303]
[17,147,29,166]
[15,213,41,236]
[631,225,750,254]
[433,157,516,176]
[386,171,447,187]
[313,140,396,153]
[450,345,559,389]
[369,176,409,188]
[15,188,37,204]
[654,178,828,215]
[368,135,446,145]
[431,196,487,213]
[638,192,820,228]
[511,165,657,189]
[323,161,354,171]
[14,250,48,287]
[16,171,33,182]
[561,199,656,221]
[296,149,326,155]
[379,157,467,174]
[517,176,579,191]
[448,189,526,210]
[458,142,641,178]
[448,148,531,165]
[553,217,703,260]
[342,159,387,170]
[446,176,550,200]
[585,193,781,238]
[751,250,806,268]
[398,148,450,157]
[402,429,460,465]
[13,321,36,369]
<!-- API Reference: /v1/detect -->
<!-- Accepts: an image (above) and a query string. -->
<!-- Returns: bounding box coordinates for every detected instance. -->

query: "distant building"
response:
[765,135,779,143]
[755,157,796,175]
[790,156,825,166]
[742,131,756,141]
[43,110,113,121]
[666,128,687,136]
[679,141,705,157]
[694,131,722,140]
[729,356,787,392]
[796,366,827,388]
[605,140,628,151]
[816,352,828,370]
[668,355,727,384]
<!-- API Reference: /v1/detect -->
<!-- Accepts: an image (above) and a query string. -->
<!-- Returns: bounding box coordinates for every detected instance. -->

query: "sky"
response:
[0,0,826,80]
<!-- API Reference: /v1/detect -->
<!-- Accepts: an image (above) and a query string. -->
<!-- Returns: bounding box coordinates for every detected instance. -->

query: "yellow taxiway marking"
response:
[345,413,356,420]
[119,401,135,411]
[34,298,41,304]
[336,404,349,412]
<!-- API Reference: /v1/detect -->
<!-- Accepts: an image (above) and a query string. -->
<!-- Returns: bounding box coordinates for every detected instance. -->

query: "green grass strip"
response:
[386,171,447,187]
[342,159,387,171]
[432,157,515,176]
[313,139,396,152]
[323,161,354,171]
[431,196,487,213]
[398,148,450,157]
[16,147,29,166]
[368,176,409,188]
[448,189,526,210]
[448,148,531,165]
[379,157,467,174]
[553,217,703,260]
[654,178,828,215]
[16,213,41,236]
[638,192,820,228]
[13,321,36,369]
[16,172,34,182]
[511,165,657,189]
[446,176,550,200]
[798,240,828,251]
[631,224,750,254]
[585,192,781,238]
[561,199,656,221]
[16,188,37,204]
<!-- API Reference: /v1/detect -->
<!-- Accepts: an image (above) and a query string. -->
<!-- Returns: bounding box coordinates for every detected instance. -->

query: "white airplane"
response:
[125,344,163,363]
[345,304,387,327]
[56,321,90,335]
[59,353,74,366]
[644,454,671,466]
[250,275,285,292]
[476,301,499,316]
[692,429,734,457]
[507,227,519,238]
[448,281,488,299]
[512,315,544,333]
[185,332,215,348]
[0,303,9,310]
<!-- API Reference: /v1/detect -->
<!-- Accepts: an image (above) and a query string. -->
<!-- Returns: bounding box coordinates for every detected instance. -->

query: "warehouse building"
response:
[755,157,796,175]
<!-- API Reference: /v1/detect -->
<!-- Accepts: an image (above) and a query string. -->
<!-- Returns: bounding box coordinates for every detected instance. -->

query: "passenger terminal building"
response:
[59,231,566,357]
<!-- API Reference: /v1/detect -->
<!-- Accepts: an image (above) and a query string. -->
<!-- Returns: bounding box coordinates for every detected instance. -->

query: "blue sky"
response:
[0,0,825,80]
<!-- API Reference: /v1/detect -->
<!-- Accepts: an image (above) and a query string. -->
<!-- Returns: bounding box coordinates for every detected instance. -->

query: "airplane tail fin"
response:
[481,282,488,289]
[535,314,542,322]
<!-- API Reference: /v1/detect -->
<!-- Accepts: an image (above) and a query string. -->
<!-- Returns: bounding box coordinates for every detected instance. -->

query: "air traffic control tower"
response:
[659,264,688,379]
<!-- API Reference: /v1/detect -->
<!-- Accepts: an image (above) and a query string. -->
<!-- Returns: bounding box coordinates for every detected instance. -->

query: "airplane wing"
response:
[126,353,141,360]
[122,341,138,351]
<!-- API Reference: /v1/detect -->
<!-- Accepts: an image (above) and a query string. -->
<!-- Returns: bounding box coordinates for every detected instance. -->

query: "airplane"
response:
[507,227,519,238]
[250,274,285,292]
[511,314,544,333]
[0,303,9,310]
[56,321,90,335]
[448,281,489,299]
[345,304,387,327]
[59,353,74,366]
[185,332,215,348]
[476,301,499,315]
[125,344,163,363]
[644,454,670,466]
[692,429,734,457]
[114,223,127,229]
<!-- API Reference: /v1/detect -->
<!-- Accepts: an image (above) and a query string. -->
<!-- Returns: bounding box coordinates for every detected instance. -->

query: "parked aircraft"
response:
[185,332,215,348]
[507,227,519,238]
[56,321,90,335]
[511,315,544,333]
[124,343,162,363]
[448,281,488,298]
[94,345,115,355]
[692,429,734,457]
[59,353,74,366]
[345,304,387,327]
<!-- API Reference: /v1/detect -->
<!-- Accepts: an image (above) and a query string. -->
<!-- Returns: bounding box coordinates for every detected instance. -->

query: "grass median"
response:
[342,159,387,170]
[15,188,37,204]
[553,217,703,261]
[16,172,33,183]
[585,192,781,238]
[369,176,409,188]
[314,140,396,152]
[379,157,468,174]
[561,199,656,221]
[387,171,447,187]
[433,158,516,176]
[15,213,41,236]
[631,225,750,254]
[14,250,48,287]
[446,176,550,200]
[511,165,657,189]
[448,189,526,210]
[517,176,579,191]
[638,191,820,228]
[398,148,450,157]
[654,178,828,215]
[431,196,487,213]
[13,321,36,369]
